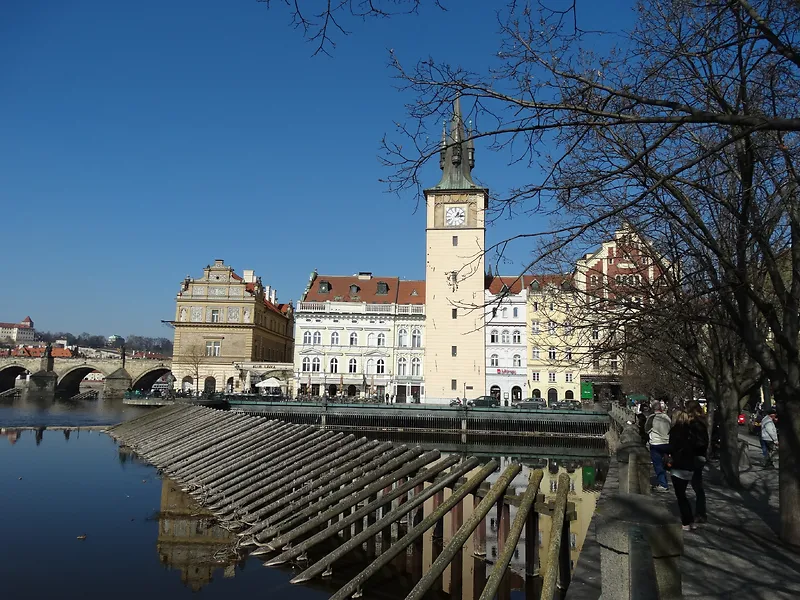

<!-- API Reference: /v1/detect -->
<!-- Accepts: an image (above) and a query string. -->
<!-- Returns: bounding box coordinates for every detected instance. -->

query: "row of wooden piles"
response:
[107,404,571,600]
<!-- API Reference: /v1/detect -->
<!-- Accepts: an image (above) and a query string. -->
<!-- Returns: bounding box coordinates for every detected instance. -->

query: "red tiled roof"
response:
[303,276,402,304]
[22,316,33,324]
[231,272,243,281]
[397,280,425,304]
[487,274,573,295]
[11,347,72,358]
[0,322,32,329]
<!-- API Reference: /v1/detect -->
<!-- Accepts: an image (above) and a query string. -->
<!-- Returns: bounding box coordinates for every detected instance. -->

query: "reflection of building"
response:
[294,272,425,401]
[156,479,238,591]
[171,260,295,394]
[0,316,35,344]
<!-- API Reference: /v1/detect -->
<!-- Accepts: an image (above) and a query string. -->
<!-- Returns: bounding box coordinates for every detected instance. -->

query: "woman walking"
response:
[669,401,708,530]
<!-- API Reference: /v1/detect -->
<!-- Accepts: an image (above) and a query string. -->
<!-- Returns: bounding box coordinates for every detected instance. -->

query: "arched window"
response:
[329,358,338,374]
[411,357,421,376]
[367,332,375,347]
[398,329,408,347]
[302,357,311,372]
[331,331,339,346]
[512,330,521,344]
[549,347,557,360]
[513,307,519,318]
[397,357,407,376]
[513,354,521,367]
[565,390,575,400]
[349,358,357,373]
[312,357,321,372]
[490,330,499,343]
[377,359,385,374]
[501,307,508,317]
[532,388,541,398]
[590,275,598,285]
[377,333,386,347]
[349,332,358,346]
[490,354,499,367]
[312,331,321,345]
[366,359,374,374]
[501,330,510,344]
[411,329,421,348]
[303,331,312,344]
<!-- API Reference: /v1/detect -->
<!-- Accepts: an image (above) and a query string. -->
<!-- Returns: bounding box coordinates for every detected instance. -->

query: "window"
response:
[550,480,558,493]
[452,308,458,319]
[611,355,619,370]
[564,322,573,337]
[303,331,312,344]
[411,357,421,376]
[397,357,407,376]
[531,371,540,382]
[501,330,510,344]
[367,333,375,347]
[210,309,220,323]
[313,331,322,345]
[532,301,539,312]
[592,327,599,340]
[513,307,519,318]
[570,532,577,549]
[318,280,331,293]
[549,322,556,335]
[548,347,557,360]
[376,359,385,374]
[331,331,339,346]
[565,372,573,383]
[532,348,540,360]
[377,333,386,347]
[349,358,357,373]
[452,346,458,357]
[549,302,555,311]
[501,307,508,318]
[398,329,408,347]
[565,348,572,360]
[513,330,521,344]
[549,372,557,383]
[376,281,389,295]
[590,275,598,286]
[490,354,499,367]
[302,357,311,372]
[349,332,358,346]
[412,329,421,348]
[205,341,220,357]
[329,358,338,374]
[642,256,649,265]
[452,235,458,246]
[312,357,321,372]
[490,329,499,343]
[349,284,360,295]
[513,354,521,367]
[451,379,457,391]
[366,359,374,374]
[608,256,614,265]
[531,321,540,335]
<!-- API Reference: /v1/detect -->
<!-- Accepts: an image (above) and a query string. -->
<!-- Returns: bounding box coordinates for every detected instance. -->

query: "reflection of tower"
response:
[156,479,238,591]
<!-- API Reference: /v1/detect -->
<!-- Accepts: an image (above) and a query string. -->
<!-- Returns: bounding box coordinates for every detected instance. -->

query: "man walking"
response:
[760,408,779,469]
[645,400,672,492]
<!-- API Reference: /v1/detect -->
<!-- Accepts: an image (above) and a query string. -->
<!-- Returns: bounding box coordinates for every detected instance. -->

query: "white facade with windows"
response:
[484,284,528,405]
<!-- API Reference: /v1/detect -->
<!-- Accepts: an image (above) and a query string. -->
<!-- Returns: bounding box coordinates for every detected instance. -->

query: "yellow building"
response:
[171,260,294,394]
[423,98,488,403]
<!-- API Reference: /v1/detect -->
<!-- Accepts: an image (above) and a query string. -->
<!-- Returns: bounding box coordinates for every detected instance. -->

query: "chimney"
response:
[357,272,373,280]
[214,259,224,266]
[264,285,271,300]
[270,289,277,304]
[243,269,256,283]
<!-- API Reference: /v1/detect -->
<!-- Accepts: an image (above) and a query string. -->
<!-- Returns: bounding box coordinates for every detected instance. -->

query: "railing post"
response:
[525,502,539,577]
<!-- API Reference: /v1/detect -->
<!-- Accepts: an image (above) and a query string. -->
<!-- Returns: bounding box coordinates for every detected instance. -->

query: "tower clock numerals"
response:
[445,206,466,227]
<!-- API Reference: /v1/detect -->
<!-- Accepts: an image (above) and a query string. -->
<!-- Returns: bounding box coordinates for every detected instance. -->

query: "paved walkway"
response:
[569,431,800,599]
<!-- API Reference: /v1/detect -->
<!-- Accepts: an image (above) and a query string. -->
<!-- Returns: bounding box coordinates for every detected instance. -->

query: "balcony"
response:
[296,302,424,316]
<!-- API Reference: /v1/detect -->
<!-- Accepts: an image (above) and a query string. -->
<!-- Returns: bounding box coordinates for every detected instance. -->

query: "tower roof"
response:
[429,97,485,191]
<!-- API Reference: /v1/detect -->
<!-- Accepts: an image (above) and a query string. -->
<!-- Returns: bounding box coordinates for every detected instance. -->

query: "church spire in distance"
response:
[431,95,483,190]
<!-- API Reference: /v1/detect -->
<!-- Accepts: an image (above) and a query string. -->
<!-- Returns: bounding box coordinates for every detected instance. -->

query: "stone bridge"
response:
[0,356,172,396]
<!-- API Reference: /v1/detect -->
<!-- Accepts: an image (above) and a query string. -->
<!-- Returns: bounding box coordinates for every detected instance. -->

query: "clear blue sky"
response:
[1,0,635,337]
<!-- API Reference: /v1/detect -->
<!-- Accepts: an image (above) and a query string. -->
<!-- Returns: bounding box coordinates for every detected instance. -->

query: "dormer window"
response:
[349,284,360,295]
[530,280,540,291]
[501,284,509,294]
[318,280,331,293]
[376,281,389,295]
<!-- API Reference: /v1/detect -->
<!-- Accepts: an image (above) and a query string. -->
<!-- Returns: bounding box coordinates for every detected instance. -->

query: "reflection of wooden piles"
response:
[108,405,580,599]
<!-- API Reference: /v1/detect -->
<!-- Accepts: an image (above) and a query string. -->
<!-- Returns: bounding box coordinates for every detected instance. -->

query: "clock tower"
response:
[423,98,488,403]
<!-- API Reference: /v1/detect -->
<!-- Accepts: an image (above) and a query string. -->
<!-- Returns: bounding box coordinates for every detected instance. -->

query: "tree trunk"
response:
[773,381,800,547]
[717,382,742,488]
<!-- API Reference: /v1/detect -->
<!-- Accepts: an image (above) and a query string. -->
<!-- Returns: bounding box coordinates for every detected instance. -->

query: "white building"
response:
[0,317,35,344]
[485,276,528,405]
[293,272,425,402]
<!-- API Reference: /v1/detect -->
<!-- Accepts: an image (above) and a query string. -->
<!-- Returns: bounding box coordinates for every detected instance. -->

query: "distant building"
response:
[171,260,294,394]
[0,317,35,344]
[107,335,125,346]
[485,276,528,405]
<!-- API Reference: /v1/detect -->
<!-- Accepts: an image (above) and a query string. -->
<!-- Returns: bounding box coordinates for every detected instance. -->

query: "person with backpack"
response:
[645,400,672,492]
[668,400,709,530]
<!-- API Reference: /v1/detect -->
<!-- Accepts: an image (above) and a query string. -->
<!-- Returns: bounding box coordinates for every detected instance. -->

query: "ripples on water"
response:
[0,398,607,599]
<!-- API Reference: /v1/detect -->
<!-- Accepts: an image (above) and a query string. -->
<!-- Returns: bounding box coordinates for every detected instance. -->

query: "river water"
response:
[0,394,608,599]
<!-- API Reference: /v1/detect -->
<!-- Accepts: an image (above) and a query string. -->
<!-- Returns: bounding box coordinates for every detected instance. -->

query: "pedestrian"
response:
[761,407,779,468]
[637,402,651,445]
[668,401,708,531]
[645,400,672,492]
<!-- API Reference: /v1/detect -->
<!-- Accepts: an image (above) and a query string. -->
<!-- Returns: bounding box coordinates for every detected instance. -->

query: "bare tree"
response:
[180,344,206,399]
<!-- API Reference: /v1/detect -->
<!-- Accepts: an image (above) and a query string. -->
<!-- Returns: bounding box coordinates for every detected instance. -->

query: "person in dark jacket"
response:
[669,400,708,530]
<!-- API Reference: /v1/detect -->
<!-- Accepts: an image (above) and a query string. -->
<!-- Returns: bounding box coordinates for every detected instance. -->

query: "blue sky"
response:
[1,0,635,337]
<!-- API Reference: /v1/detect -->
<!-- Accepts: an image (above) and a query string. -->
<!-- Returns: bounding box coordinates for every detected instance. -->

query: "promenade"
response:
[570,432,800,599]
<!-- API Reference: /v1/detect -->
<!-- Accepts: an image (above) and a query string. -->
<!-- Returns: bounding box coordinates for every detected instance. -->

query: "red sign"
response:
[496,369,517,375]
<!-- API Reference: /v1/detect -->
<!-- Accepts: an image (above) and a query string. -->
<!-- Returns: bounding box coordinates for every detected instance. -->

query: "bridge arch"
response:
[0,363,32,392]
[131,366,172,391]
[57,365,109,396]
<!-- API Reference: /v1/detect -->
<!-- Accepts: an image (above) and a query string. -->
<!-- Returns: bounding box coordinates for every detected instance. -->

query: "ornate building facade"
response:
[171,260,294,394]
[484,276,528,404]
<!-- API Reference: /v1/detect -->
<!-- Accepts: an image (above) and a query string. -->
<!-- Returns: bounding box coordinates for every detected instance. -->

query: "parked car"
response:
[514,399,547,410]
[467,395,501,408]
[745,410,762,436]
[552,400,582,410]
[738,413,746,426]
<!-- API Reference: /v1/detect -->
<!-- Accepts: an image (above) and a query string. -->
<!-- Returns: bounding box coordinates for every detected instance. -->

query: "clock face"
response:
[445,206,466,227]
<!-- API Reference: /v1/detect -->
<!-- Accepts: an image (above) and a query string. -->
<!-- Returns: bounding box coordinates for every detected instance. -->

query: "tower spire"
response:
[431,95,481,190]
